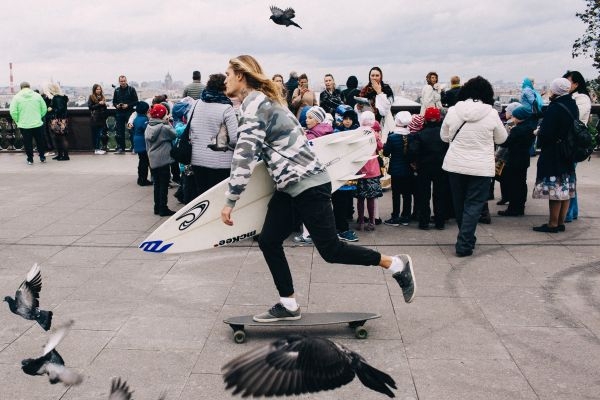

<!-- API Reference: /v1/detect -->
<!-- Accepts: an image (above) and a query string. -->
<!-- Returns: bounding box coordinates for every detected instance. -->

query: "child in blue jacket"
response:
[132,101,151,186]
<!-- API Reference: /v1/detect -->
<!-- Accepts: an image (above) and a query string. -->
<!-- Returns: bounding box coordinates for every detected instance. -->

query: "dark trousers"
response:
[91,125,105,150]
[331,189,353,232]
[192,165,230,196]
[115,113,131,150]
[448,173,491,254]
[151,165,171,213]
[170,161,181,183]
[417,169,449,227]
[390,175,415,218]
[502,166,528,213]
[137,152,150,183]
[21,127,46,161]
[258,182,381,297]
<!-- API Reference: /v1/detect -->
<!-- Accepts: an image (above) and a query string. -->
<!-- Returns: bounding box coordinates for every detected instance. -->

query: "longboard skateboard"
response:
[223,312,380,343]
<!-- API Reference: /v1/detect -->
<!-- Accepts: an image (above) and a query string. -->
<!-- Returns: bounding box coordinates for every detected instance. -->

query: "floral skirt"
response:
[532,173,576,201]
[355,177,383,199]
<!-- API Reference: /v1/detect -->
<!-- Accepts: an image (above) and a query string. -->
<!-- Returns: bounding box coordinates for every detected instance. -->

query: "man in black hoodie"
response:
[341,75,360,109]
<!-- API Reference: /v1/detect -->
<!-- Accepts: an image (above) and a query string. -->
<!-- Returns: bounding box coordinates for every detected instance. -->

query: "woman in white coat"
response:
[441,76,508,257]
[420,72,443,115]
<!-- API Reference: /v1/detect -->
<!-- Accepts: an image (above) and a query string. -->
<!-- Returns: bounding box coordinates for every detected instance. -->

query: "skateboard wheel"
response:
[355,327,368,339]
[233,330,246,344]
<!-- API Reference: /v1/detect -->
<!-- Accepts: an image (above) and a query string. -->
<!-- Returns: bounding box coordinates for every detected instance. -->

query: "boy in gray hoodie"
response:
[144,104,177,216]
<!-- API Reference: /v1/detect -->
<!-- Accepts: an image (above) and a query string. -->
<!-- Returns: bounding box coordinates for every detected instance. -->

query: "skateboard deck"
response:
[223,312,380,343]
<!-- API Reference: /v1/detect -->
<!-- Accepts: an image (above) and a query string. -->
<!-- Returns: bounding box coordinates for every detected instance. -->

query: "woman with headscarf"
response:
[531,78,578,233]
[562,70,592,223]
[520,77,544,117]
[357,67,394,123]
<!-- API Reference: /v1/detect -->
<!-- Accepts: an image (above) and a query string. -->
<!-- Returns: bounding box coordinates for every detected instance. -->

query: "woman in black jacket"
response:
[496,106,536,216]
[531,78,578,232]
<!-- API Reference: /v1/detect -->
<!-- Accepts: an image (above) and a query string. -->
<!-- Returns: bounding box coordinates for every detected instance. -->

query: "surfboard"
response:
[139,128,376,254]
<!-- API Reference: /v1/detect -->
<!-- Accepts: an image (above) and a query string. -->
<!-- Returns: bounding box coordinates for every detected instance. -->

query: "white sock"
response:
[388,256,406,274]
[280,297,298,311]
[302,224,310,239]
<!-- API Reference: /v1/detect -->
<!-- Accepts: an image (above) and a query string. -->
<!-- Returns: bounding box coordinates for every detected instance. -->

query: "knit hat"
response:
[135,101,150,115]
[150,104,168,119]
[493,101,502,112]
[504,102,522,117]
[394,111,412,127]
[424,107,441,122]
[408,114,425,133]
[306,106,326,123]
[359,110,376,127]
[511,106,530,120]
[550,78,571,96]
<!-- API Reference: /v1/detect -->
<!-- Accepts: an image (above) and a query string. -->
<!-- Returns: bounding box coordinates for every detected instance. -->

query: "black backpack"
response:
[556,102,594,163]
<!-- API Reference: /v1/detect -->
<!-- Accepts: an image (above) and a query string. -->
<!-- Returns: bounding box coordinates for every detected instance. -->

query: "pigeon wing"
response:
[343,345,397,398]
[45,362,83,386]
[14,282,38,316]
[223,335,355,397]
[283,7,296,19]
[270,5,284,17]
[42,320,74,356]
[109,377,134,400]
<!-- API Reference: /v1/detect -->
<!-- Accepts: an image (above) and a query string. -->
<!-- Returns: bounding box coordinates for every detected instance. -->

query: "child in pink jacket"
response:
[355,111,383,231]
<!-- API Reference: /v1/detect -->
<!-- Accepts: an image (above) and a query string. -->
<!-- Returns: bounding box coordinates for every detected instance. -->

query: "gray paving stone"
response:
[410,359,537,400]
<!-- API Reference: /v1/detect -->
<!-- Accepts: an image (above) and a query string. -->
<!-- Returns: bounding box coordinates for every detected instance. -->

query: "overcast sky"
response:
[1,0,596,90]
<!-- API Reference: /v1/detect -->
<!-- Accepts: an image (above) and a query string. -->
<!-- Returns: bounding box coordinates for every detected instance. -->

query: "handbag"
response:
[49,118,67,136]
[207,122,232,152]
[495,159,505,178]
[170,103,197,164]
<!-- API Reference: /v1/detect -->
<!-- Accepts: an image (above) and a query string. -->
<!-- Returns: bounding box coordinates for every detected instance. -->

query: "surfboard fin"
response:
[352,155,379,163]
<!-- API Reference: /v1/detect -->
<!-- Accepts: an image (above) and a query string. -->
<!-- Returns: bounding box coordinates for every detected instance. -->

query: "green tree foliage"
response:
[572,0,600,72]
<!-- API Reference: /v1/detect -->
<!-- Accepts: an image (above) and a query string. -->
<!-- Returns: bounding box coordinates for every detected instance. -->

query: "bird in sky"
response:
[21,320,84,386]
[108,377,167,400]
[269,6,302,29]
[4,263,53,330]
[222,334,397,397]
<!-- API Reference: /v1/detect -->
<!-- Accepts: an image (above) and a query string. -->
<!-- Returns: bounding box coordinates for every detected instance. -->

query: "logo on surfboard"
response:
[139,240,173,253]
[176,200,209,231]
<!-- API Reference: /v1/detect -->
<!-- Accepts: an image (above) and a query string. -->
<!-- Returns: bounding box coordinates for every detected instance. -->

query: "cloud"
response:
[1,0,596,89]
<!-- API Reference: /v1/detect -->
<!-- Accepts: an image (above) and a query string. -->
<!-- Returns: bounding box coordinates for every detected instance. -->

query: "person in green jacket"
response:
[9,82,48,165]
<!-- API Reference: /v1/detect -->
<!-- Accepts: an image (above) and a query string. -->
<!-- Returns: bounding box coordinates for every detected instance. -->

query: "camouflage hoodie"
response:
[225,91,329,208]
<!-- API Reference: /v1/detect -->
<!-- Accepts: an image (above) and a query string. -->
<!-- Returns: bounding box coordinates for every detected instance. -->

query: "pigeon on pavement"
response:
[108,377,167,400]
[269,6,302,29]
[4,263,53,330]
[222,334,397,397]
[21,320,83,386]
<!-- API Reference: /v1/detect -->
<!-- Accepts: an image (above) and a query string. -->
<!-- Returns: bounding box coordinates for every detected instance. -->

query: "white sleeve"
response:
[374,93,392,117]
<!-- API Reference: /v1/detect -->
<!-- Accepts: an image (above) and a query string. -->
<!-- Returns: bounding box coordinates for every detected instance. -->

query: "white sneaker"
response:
[94,149,106,155]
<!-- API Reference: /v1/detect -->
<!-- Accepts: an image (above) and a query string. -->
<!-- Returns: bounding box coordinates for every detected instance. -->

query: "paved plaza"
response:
[0,152,599,400]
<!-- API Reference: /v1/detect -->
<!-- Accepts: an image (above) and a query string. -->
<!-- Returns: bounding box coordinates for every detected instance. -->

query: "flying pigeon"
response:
[4,263,53,330]
[222,335,397,397]
[269,6,302,29]
[108,377,167,400]
[21,320,84,386]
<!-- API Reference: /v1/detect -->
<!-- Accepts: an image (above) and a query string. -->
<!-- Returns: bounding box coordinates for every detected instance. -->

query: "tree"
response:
[572,0,600,72]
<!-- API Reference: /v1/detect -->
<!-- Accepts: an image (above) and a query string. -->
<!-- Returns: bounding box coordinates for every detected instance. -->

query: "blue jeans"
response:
[115,113,131,150]
[565,163,578,221]
[258,182,381,297]
[91,125,105,150]
[448,173,491,254]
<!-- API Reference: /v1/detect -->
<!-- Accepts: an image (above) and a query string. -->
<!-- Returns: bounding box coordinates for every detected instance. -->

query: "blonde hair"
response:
[229,55,286,105]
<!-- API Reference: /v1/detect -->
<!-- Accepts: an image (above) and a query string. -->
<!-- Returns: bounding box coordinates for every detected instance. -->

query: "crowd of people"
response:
[8,66,594,252]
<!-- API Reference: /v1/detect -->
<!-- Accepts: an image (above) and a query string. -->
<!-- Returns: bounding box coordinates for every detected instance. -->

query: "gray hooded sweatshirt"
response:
[144,118,177,169]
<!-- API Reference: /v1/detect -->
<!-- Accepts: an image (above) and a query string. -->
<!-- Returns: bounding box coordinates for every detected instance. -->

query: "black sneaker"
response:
[384,217,401,227]
[253,303,301,322]
[392,254,416,303]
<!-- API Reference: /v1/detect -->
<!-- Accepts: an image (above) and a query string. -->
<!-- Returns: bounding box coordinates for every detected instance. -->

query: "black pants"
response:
[502,166,528,213]
[151,165,171,213]
[448,173,491,254]
[331,189,353,232]
[390,175,415,218]
[137,152,150,183]
[115,113,131,150]
[192,165,230,196]
[417,168,449,227]
[21,127,46,161]
[258,182,381,297]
